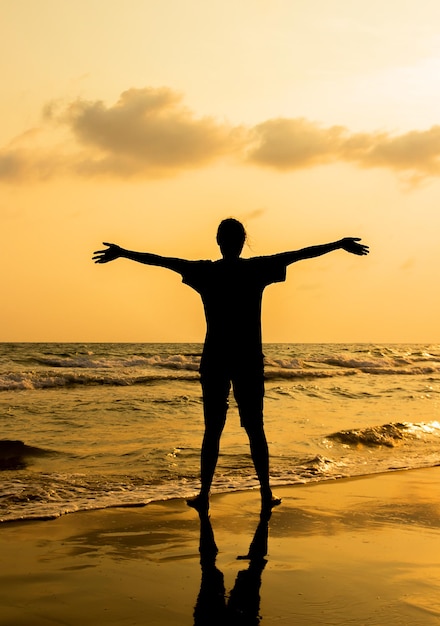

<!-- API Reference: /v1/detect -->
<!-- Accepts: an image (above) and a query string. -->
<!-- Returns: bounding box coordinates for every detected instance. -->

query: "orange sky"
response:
[2,0,440,342]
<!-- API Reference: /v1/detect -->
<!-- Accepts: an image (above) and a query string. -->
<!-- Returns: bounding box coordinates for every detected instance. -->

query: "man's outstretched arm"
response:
[93,243,189,273]
[278,237,369,265]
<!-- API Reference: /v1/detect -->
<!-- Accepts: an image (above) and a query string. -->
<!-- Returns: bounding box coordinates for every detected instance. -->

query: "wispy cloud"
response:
[0,127,67,182]
[1,86,440,184]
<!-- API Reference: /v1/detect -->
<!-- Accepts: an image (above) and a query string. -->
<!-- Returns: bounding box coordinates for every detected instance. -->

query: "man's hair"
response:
[216,218,247,248]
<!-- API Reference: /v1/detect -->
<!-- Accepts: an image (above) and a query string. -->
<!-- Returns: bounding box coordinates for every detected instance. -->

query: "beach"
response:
[1,466,440,625]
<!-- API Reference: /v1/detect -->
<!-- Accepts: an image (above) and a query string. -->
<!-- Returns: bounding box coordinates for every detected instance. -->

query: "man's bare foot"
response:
[261,495,281,516]
[186,494,209,514]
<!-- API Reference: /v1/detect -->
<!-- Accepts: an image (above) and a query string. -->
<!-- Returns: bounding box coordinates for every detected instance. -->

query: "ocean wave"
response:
[264,367,357,380]
[265,351,440,378]
[321,354,440,375]
[0,370,199,391]
[3,345,440,393]
[327,420,440,448]
[0,440,57,470]
[34,353,201,370]
[28,348,440,375]
[2,363,439,391]
[296,454,346,477]
[0,473,200,523]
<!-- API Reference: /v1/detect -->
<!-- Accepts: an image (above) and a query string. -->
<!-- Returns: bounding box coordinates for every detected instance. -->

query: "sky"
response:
[2,0,440,343]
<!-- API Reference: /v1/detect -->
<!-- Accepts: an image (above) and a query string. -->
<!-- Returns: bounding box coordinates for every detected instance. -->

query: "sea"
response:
[1,343,440,523]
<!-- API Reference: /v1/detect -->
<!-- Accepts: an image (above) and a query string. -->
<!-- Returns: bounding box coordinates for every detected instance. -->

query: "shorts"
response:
[200,365,265,429]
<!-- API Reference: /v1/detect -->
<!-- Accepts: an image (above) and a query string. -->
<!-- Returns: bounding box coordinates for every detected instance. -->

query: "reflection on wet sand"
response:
[194,511,271,625]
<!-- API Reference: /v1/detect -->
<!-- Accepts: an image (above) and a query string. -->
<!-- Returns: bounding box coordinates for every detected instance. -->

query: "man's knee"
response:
[203,411,227,437]
[239,402,264,431]
[203,394,227,422]
[243,419,265,438]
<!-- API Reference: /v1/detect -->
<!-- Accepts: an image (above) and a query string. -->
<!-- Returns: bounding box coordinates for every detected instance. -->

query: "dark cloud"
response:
[2,86,440,183]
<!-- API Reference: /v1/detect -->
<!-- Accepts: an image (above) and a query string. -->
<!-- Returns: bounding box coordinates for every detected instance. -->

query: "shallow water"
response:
[1,343,440,522]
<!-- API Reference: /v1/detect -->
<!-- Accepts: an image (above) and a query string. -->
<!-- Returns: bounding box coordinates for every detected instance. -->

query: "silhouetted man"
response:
[93,218,369,513]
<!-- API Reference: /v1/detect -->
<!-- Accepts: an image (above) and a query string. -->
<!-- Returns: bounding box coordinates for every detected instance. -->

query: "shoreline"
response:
[3,462,439,525]
[1,466,440,625]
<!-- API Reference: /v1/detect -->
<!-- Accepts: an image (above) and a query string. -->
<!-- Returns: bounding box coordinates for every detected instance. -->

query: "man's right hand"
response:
[93,243,123,264]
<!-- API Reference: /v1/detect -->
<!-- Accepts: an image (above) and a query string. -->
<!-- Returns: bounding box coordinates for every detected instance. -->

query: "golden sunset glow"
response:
[2,0,440,342]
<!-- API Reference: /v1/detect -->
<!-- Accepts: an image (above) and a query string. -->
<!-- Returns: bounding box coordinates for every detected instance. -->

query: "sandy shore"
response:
[1,467,440,625]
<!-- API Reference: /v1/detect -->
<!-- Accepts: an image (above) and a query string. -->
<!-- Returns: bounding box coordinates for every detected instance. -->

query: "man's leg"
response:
[235,374,281,513]
[187,374,229,512]
[244,423,281,512]
[244,423,271,500]
[199,418,226,500]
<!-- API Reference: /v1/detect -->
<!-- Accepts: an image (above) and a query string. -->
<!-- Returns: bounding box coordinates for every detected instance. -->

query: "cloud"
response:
[247,118,347,169]
[353,127,440,176]
[2,85,440,183]
[58,87,241,177]
[0,87,242,182]
[247,118,440,181]
[0,128,69,182]
[242,208,266,220]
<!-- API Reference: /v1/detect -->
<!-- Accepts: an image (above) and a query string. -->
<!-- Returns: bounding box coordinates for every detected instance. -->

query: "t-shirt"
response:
[180,255,287,369]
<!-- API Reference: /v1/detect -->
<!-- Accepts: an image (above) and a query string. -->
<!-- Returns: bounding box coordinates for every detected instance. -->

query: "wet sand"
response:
[1,467,440,625]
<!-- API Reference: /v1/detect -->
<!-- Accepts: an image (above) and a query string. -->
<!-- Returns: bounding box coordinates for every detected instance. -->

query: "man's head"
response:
[216,218,247,259]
